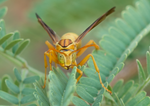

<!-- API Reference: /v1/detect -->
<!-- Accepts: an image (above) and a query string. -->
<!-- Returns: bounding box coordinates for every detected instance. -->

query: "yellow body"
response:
[36,7,115,94]
[55,33,81,69]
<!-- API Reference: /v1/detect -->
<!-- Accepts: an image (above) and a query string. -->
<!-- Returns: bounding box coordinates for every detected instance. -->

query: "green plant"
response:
[102,48,150,106]
[1,0,150,106]
[0,68,39,105]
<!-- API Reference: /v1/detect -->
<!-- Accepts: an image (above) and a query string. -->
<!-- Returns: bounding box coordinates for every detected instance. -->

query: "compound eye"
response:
[72,53,76,62]
[57,53,65,64]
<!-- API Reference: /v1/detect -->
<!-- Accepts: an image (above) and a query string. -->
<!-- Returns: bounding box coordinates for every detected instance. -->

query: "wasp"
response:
[36,7,115,94]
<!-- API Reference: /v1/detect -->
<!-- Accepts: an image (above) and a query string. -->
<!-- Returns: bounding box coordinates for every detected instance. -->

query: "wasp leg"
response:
[45,41,58,68]
[43,50,58,88]
[77,40,99,58]
[76,68,83,83]
[77,54,112,94]
[45,40,55,49]
[43,52,48,88]
[71,61,83,83]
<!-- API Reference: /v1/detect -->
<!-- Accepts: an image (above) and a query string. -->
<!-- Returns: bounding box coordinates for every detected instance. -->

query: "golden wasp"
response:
[36,7,115,94]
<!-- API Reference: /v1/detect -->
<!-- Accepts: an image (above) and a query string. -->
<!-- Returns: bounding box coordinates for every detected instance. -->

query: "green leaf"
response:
[107,74,115,83]
[0,33,13,45]
[12,31,20,53]
[60,67,76,106]
[23,76,40,84]
[116,18,136,38]
[104,91,115,102]
[53,67,68,86]
[33,79,50,106]
[118,80,134,98]
[100,39,122,57]
[72,96,90,106]
[48,67,76,106]
[146,51,150,76]
[76,86,94,103]
[21,94,36,104]
[1,75,10,92]
[5,79,19,94]
[113,79,124,93]
[135,97,150,106]
[21,68,28,80]
[88,60,111,76]
[80,77,101,90]
[22,88,35,95]
[92,88,104,106]
[14,39,30,55]
[103,35,126,51]
[122,84,139,103]
[4,39,23,50]
[0,7,7,18]
[84,68,106,82]
[120,99,125,106]
[132,50,150,94]
[77,84,98,97]
[0,90,19,104]
[113,93,120,105]
[14,68,22,82]
[136,59,146,83]
[137,76,150,93]
[126,91,146,106]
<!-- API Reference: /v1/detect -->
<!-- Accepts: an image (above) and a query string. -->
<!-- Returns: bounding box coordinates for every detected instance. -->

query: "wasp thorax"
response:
[58,39,73,48]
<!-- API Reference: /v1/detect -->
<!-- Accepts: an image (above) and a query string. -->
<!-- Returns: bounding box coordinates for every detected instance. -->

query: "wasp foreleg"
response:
[43,50,58,88]
[76,40,99,58]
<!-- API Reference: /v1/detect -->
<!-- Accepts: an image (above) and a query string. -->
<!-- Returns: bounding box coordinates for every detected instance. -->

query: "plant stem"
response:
[0,47,44,76]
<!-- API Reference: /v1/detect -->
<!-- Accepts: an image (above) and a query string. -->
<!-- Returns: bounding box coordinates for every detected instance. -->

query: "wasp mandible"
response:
[36,7,115,94]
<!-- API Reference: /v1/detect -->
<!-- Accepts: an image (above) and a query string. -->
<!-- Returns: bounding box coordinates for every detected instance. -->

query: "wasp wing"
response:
[75,7,115,43]
[36,13,59,44]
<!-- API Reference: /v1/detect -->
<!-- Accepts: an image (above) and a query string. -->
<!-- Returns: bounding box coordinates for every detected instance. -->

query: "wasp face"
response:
[57,49,76,70]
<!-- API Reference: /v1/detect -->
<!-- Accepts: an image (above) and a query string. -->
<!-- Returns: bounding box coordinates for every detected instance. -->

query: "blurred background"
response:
[0,0,150,101]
